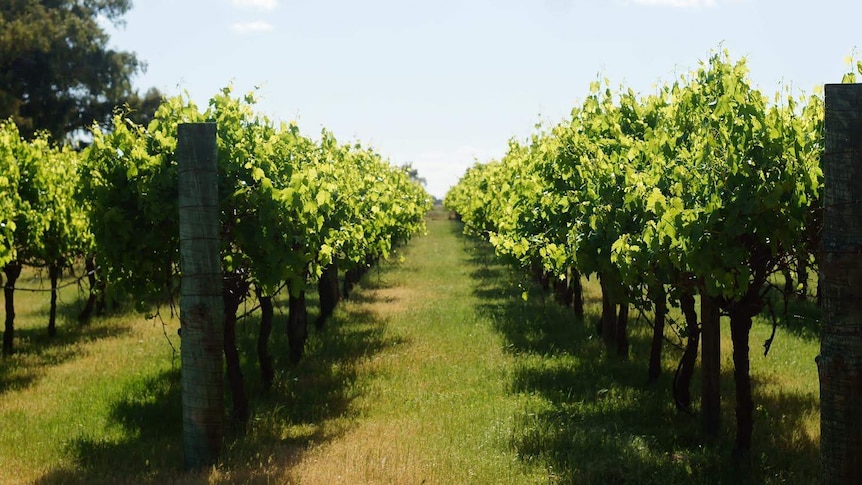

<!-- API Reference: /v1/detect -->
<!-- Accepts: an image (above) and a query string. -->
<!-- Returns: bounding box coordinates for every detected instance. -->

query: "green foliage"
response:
[841,52,862,83]
[83,86,431,307]
[0,0,143,140]
[446,49,823,307]
[445,50,825,460]
[0,121,20,267]
[122,87,165,128]
[0,119,91,269]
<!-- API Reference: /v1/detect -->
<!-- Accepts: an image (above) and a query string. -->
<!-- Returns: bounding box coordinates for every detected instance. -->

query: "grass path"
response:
[279,214,548,483]
[234,212,819,484]
[0,211,821,483]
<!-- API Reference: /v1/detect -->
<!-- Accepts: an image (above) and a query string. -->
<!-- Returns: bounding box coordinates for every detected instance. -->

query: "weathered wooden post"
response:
[177,122,224,470]
[819,83,862,483]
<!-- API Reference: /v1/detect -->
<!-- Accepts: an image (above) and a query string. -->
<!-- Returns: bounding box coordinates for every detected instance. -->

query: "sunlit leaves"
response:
[83,87,431,307]
[0,120,91,270]
[446,49,823,306]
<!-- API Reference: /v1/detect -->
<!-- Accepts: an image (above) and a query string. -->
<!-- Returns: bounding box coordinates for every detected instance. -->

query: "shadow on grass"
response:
[35,277,403,483]
[0,276,134,396]
[227,282,410,479]
[35,369,187,485]
[0,320,131,397]
[463,236,819,484]
[34,367,256,484]
[762,289,821,342]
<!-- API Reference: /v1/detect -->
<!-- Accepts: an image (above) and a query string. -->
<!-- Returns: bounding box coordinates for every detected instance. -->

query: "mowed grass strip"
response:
[0,210,820,483]
[0,213,549,484]
[279,213,549,484]
[0,273,183,485]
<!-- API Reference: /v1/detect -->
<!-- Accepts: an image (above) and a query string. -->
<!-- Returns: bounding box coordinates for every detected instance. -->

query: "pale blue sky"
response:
[106,0,860,198]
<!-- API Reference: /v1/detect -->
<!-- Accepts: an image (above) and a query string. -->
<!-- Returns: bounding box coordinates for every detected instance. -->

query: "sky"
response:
[105,0,861,199]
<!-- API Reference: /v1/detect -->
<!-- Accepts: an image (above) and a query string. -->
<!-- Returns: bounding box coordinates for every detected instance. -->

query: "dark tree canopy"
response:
[123,86,162,128]
[401,162,427,187]
[0,0,147,141]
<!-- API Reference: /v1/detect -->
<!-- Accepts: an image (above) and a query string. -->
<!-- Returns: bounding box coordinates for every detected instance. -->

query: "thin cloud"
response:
[632,0,717,7]
[230,21,274,33]
[230,0,278,10]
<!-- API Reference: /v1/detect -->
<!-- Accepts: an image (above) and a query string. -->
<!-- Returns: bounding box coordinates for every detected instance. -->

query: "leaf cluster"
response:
[0,119,92,269]
[445,50,823,306]
[83,86,431,307]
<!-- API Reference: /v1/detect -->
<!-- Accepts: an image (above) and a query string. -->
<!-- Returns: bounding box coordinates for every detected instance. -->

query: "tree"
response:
[0,0,143,141]
[123,87,163,128]
[401,162,427,187]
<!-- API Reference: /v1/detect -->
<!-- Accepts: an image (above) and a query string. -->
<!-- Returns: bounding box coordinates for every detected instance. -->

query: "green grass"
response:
[0,211,820,483]
[488,271,818,482]
[0,271,183,483]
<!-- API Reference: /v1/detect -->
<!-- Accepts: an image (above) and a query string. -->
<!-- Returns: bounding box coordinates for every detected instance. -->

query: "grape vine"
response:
[445,50,823,455]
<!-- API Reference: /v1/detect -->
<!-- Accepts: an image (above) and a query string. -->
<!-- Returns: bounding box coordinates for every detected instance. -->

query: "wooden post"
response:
[178,122,224,470]
[819,83,862,484]
[701,294,721,438]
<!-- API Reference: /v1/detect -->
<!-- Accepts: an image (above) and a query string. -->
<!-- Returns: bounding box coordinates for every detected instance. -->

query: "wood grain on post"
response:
[820,84,862,484]
[178,122,224,470]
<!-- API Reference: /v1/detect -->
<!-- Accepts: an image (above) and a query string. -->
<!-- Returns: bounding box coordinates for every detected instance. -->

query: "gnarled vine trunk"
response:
[570,268,584,320]
[648,284,667,384]
[598,274,615,347]
[256,291,274,392]
[616,302,629,359]
[78,255,99,323]
[343,266,362,300]
[728,296,760,457]
[223,276,249,424]
[673,292,700,409]
[316,263,339,330]
[48,262,60,337]
[287,289,308,364]
[701,293,721,438]
[3,262,22,355]
[532,261,550,292]
[795,256,808,301]
[553,276,573,308]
